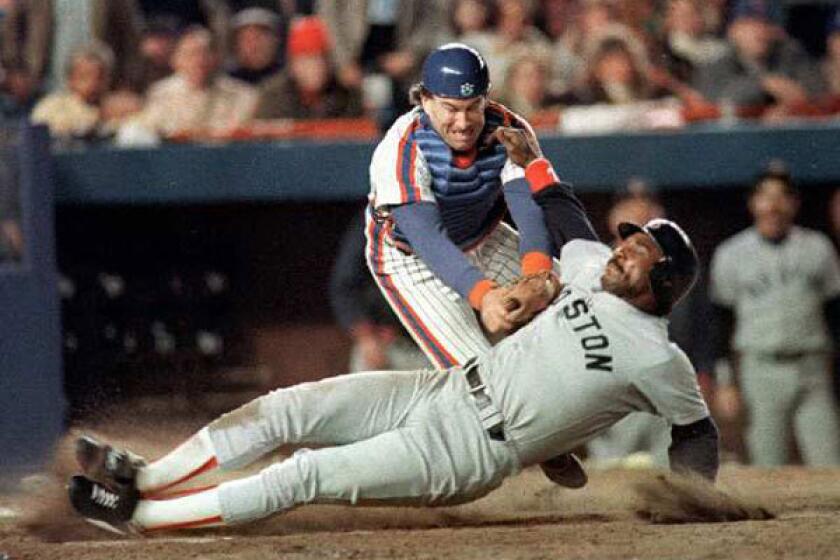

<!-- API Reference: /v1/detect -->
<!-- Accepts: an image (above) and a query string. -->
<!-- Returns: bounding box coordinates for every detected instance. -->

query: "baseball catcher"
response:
[68,146,719,534]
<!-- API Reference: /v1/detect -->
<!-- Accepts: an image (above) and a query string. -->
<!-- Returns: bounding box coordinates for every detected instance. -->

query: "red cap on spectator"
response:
[287,16,331,58]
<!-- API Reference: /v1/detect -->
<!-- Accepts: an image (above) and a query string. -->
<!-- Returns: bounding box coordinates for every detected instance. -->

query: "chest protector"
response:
[410,111,508,245]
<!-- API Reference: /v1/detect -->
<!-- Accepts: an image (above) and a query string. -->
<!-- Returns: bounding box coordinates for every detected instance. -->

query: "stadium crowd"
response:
[1,0,839,144]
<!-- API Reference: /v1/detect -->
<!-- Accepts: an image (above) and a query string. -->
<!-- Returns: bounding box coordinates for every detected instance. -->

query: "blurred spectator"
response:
[538,0,577,40]
[830,187,840,404]
[329,210,429,372]
[831,188,840,250]
[0,146,21,263]
[693,1,824,114]
[461,0,552,92]
[710,166,840,466]
[31,42,141,141]
[227,7,285,86]
[546,0,620,95]
[137,0,232,58]
[319,0,450,124]
[821,9,840,98]
[614,0,659,44]
[657,0,728,84]
[564,27,668,105]
[605,183,665,238]
[496,52,555,118]
[130,15,180,93]
[254,16,362,120]
[1,0,142,110]
[121,26,257,143]
[451,0,494,38]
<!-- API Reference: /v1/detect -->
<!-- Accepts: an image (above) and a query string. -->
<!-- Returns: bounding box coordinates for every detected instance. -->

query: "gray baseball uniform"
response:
[710,225,840,465]
[207,240,710,524]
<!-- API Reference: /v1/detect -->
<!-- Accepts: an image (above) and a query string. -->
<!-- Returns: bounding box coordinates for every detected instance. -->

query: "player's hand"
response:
[356,330,390,370]
[489,126,542,168]
[714,384,741,421]
[338,62,364,89]
[762,74,808,104]
[480,287,516,337]
[503,271,562,327]
[379,51,416,79]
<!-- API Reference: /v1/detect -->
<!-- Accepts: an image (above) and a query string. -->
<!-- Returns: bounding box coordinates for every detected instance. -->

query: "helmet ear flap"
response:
[649,257,674,315]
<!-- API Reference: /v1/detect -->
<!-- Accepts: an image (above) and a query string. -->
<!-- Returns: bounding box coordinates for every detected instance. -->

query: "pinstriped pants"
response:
[366,219,526,369]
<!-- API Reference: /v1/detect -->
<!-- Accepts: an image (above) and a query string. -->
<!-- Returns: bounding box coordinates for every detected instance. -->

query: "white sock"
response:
[132,486,225,532]
[136,428,217,494]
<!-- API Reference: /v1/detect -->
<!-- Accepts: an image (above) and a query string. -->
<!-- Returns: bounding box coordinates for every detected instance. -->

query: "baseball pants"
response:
[206,366,521,524]
[740,352,840,466]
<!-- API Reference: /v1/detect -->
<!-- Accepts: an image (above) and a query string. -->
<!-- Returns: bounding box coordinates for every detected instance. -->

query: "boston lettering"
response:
[561,296,613,372]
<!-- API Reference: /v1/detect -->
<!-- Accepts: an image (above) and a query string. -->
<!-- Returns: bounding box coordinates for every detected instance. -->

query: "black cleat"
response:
[539,453,588,489]
[68,475,140,535]
[75,435,146,486]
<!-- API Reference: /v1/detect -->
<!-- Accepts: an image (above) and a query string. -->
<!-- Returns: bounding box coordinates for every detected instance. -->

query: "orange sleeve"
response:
[468,279,497,310]
[524,158,560,194]
[521,251,553,275]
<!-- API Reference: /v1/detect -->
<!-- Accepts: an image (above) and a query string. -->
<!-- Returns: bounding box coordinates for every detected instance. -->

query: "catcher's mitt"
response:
[503,270,562,329]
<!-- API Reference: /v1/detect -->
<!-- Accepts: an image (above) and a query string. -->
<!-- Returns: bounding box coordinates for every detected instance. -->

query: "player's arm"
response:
[328,210,376,333]
[370,116,501,317]
[492,126,600,250]
[669,416,720,481]
[632,353,719,481]
[502,175,555,273]
[818,235,840,349]
[708,248,741,420]
[390,202,495,310]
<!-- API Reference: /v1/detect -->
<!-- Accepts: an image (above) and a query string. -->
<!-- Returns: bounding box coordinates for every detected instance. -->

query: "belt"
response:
[760,350,809,362]
[463,358,506,441]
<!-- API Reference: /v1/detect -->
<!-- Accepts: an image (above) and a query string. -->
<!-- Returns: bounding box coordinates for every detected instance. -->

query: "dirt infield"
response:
[0,405,837,560]
[2,457,840,560]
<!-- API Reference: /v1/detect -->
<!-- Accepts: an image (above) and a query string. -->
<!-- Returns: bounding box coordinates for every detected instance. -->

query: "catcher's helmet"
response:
[617,219,699,315]
[421,43,490,99]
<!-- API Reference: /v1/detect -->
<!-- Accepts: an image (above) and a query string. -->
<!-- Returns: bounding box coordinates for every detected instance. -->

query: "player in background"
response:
[329,209,430,372]
[365,43,597,486]
[67,134,718,533]
[710,165,840,466]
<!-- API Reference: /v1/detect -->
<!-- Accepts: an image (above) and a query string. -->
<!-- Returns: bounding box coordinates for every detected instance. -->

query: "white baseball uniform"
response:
[145,239,710,528]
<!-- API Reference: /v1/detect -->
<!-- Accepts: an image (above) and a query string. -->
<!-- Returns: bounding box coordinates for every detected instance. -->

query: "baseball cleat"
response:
[75,435,146,486]
[539,453,588,489]
[68,475,140,535]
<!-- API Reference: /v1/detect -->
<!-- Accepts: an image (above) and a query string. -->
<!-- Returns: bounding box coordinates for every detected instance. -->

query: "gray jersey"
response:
[710,226,840,354]
[479,240,710,466]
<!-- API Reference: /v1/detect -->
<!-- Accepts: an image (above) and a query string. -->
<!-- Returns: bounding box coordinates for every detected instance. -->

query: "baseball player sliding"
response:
[67,127,719,534]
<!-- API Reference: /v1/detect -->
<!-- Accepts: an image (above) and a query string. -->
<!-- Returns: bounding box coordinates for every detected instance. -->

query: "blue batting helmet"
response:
[420,43,490,99]
[618,219,699,315]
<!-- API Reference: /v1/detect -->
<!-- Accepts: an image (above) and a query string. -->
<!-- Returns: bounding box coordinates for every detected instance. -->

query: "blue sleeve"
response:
[391,202,485,300]
[503,177,555,256]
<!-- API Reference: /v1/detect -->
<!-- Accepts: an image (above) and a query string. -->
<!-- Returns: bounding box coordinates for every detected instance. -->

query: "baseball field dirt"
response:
[1,411,839,559]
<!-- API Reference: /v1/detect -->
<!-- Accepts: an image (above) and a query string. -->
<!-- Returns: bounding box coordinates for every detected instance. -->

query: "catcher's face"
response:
[421,93,486,151]
[601,233,663,303]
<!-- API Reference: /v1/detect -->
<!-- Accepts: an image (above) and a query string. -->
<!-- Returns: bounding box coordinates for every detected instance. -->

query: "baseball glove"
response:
[503,270,562,329]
